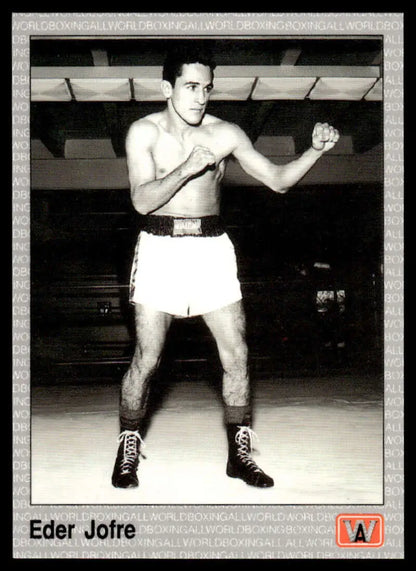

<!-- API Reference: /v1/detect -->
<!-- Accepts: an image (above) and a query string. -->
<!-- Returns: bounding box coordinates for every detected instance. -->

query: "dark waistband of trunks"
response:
[141,215,225,237]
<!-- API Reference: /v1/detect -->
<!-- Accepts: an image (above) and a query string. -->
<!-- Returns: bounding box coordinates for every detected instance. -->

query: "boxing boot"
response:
[226,424,274,488]
[111,430,144,488]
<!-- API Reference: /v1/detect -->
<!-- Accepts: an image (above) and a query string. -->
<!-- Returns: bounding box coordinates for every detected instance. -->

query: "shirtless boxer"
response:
[112,45,339,489]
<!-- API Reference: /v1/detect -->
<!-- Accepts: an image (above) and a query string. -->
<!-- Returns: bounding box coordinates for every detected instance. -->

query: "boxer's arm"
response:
[126,120,188,214]
[126,120,215,214]
[231,122,339,194]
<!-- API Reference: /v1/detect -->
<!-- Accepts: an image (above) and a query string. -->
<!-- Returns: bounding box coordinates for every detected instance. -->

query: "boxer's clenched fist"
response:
[184,146,216,177]
[312,122,340,152]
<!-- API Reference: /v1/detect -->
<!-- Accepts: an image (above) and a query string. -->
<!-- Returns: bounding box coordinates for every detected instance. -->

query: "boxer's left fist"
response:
[312,122,340,152]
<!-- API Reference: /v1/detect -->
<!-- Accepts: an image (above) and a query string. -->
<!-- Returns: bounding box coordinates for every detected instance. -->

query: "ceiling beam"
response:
[90,48,126,157]
[102,102,126,157]
[91,48,109,67]
[241,101,276,144]
[31,105,66,157]
[371,51,383,66]
[31,65,381,80]
[280,48,302,66]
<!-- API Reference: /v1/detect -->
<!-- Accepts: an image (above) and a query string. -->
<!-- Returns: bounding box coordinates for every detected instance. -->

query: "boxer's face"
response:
[162,63,213,125]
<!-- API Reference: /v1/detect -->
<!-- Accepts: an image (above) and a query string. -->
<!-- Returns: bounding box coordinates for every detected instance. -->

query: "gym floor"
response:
[31,373,383,505]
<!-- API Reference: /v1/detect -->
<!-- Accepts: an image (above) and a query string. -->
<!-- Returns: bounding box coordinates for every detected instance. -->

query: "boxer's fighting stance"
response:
[112,45,339,489]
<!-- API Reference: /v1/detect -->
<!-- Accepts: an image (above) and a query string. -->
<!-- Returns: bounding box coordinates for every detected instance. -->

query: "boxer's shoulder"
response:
[201,115,245,141]
[126,114,161,145]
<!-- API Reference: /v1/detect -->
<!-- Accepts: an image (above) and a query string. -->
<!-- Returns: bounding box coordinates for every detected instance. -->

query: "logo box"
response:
[336,514,384,547]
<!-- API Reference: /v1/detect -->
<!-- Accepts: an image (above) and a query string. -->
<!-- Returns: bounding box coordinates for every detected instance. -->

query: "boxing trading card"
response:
[12,12,404,560]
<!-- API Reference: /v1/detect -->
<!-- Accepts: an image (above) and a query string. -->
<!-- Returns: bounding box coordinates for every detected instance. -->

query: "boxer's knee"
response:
[219,339,248,374]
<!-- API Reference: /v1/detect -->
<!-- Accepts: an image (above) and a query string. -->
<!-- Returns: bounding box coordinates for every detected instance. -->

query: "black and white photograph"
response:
[29,33,384,505]
[12,12,404,560]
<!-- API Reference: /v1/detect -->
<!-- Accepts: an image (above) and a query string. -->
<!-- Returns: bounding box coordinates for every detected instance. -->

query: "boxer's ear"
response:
[161,80,173,99]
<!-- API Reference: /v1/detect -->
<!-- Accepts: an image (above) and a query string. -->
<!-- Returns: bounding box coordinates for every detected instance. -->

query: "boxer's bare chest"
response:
[150,121,230,216]
[152,123,226,177]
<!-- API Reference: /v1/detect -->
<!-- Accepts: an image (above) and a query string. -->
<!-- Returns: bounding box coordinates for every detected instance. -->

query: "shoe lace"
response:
[235,426,262,473]
[117,430,145,474]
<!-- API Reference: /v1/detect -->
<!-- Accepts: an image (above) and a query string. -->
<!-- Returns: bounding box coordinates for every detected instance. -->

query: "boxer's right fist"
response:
[184,146,216,177]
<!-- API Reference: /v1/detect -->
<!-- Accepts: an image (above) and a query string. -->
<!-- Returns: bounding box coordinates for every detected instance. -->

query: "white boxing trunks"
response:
[129,228,242,317]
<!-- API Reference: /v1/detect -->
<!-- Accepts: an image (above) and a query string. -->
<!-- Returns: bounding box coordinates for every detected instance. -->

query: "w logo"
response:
[336,514,384,547]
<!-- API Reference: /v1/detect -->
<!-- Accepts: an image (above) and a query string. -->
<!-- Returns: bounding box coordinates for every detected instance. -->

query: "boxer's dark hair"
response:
[163,42,216,86]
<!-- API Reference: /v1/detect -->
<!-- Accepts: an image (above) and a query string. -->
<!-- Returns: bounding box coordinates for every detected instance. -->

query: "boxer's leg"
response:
[112,303,172,488]
[203,301,274,487]
[203,300,250,414]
